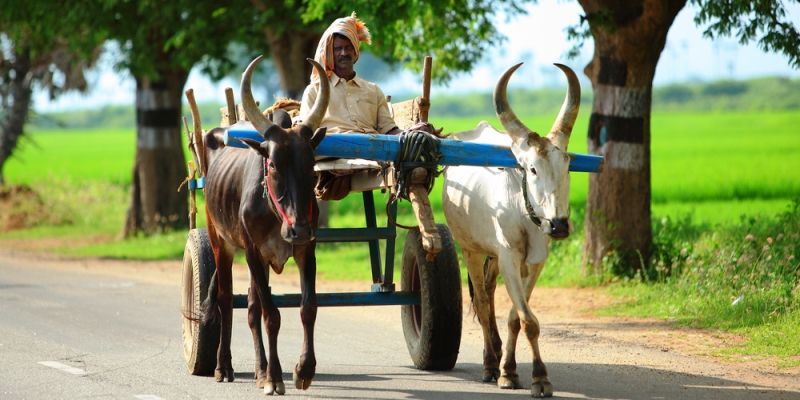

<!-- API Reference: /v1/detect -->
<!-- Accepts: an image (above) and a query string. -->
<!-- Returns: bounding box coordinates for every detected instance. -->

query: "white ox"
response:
[443,63,579,398]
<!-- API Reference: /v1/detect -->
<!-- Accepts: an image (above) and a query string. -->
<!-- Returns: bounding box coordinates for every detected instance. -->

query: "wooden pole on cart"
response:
[224,87,237,126]
[184,89,205,230]
[182,116,198,230]
[185,89,206,176]
[407,55,441,261]
[419,56,432,123]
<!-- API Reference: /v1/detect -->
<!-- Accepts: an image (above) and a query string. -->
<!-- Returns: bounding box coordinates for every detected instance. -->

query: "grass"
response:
[2,110,799,368]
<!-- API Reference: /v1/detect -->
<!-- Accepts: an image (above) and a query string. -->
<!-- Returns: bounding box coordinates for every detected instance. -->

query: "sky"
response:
[34,1,800,112]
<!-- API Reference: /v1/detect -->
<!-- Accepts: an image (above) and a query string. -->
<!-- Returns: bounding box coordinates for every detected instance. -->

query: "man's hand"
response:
[385,127,402,135]
[406,122,445,138]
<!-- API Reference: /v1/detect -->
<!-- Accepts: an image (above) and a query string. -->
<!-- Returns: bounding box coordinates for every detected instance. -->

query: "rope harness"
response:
[519,168,544,228]
[393,130,441,200]
[387,130,442,229]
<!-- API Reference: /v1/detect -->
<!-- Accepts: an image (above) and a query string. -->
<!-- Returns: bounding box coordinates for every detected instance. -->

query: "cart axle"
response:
[232,291,420,308]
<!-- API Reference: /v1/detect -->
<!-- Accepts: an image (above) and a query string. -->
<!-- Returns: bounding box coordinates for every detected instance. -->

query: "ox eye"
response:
[530,167,537,176]
[268,161,276,170]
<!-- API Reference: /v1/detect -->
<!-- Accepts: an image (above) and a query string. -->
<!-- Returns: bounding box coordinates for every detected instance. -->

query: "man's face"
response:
[332,35,356,71]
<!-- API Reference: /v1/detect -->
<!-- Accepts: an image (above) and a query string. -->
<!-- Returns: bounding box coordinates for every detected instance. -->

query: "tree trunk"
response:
[123,68,190,236]
[579,0,686,276]
[0,50,33,186]
[265,29,321,99]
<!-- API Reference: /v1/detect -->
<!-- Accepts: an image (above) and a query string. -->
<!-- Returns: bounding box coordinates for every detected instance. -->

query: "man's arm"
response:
[375,86,400,134]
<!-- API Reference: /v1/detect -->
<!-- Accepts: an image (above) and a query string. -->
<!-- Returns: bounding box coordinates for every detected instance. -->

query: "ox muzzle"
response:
[282,222,315,245]
[542,217,570,240]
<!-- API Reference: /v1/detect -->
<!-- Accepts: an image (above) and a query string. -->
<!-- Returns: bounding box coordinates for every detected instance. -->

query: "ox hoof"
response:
[264,381,286,396]
[214,368,234,382]
[293,369,313,390]
[531,379,553,398]
[498,374,522,389]
[256,375,268,389]
[482,368,500,383]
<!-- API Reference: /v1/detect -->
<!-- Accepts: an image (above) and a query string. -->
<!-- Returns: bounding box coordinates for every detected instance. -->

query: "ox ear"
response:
[240,138,268,157]
[310,127,326,149]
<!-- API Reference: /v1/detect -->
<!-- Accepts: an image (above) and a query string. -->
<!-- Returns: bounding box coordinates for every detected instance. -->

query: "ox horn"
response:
[241,55,275,136]
[303,58,330,130]
[494,63,541,145]
[547,63,580,151]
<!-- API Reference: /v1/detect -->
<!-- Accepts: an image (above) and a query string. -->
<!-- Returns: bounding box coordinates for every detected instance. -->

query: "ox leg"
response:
[464,250,502,383]
[247,282,268,388]
[207,224,235,383]
[484,257,504,379]
[243,244,285,395]
[499,254,552,398]
[292,243,317,390]
[499,262,541,390]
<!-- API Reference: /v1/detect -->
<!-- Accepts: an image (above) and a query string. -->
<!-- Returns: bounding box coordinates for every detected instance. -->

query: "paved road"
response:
[1,254,798,399]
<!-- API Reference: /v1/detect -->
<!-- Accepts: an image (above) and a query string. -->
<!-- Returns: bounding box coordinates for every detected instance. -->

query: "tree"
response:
[0,4,102,186]
[573,0,799,276]
[90,0,251,236]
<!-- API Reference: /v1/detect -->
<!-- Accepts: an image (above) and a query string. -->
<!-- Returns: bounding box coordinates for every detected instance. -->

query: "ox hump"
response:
[451,121,512,147]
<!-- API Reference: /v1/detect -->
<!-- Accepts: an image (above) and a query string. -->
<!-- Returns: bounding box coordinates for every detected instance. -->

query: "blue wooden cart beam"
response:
[225,129,603,173]
[232,291,420,308]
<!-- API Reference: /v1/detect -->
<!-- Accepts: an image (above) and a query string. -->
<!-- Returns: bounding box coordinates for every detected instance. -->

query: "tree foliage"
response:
[691,0,800,68]
[301,0,531,83]
[0,1,103,185]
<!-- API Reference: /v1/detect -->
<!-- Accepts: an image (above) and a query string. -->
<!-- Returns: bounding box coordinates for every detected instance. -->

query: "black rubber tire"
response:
[181,228,220,376]
[401,224,462,370]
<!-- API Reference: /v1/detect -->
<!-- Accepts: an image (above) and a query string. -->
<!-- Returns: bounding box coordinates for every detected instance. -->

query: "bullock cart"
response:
[178,62,603,380]
[181,131,601,375]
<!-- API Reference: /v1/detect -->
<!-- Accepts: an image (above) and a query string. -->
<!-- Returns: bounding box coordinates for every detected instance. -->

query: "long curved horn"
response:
[494,62,537,143]
[547,63,580,151]
[303,58,330,130]
[241,55,275,135]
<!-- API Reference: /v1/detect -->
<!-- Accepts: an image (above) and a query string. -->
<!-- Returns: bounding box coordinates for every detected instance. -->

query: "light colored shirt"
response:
[299,74,397,134]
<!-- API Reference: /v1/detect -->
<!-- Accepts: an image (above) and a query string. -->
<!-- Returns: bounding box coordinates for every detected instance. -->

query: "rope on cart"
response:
[394,129,441,199]
[387,129,442,229]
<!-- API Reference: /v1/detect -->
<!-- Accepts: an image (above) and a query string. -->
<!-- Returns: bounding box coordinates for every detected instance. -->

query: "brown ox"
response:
[201,56,329,395]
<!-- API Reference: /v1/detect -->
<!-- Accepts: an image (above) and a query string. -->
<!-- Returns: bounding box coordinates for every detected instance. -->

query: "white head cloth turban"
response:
[310,11,372,83]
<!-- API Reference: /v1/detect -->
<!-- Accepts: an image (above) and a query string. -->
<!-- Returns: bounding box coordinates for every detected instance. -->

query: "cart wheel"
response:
[181,228,219,376]
[401,224,462,370]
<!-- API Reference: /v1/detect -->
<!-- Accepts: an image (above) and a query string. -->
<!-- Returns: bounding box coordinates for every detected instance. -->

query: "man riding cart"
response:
[297,12,444,258]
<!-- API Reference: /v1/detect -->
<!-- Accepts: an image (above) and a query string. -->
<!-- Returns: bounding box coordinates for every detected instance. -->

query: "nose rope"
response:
[264,159,293,225]
[519,168,544,228]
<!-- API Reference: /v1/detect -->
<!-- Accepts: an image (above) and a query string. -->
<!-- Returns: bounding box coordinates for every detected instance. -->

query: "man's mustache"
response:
[337,56,353,63]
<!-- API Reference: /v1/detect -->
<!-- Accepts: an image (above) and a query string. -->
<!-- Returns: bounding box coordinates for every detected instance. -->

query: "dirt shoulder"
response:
[1,247,798,392]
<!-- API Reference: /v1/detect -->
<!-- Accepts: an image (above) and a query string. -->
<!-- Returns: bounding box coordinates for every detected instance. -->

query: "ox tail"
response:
[201,269,221,326]
[467,273,476,318]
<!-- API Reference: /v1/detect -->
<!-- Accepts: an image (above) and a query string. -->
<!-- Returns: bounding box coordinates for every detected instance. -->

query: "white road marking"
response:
[37,361,86,375]
[134,395,165,400]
